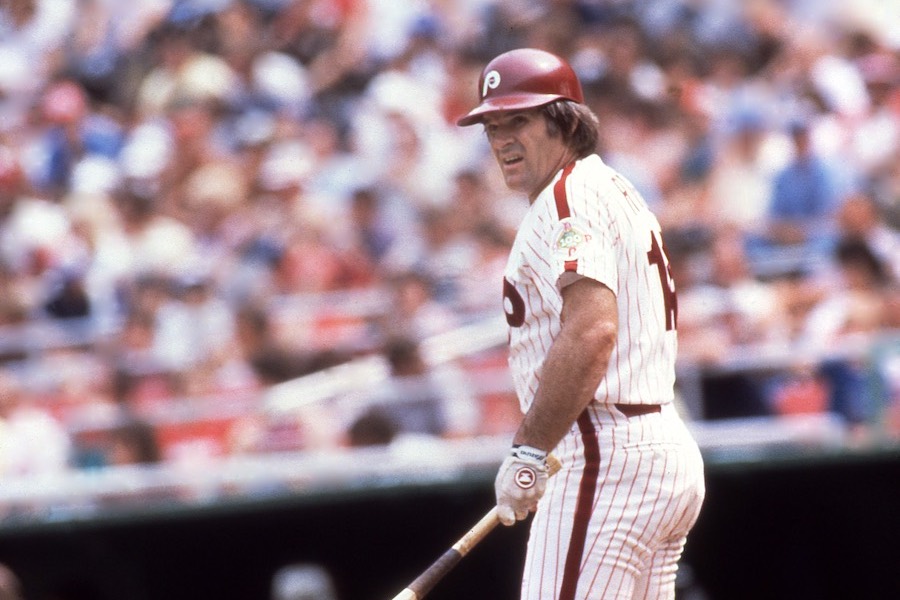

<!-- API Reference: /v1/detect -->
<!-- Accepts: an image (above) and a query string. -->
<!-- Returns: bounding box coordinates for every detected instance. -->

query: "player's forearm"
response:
[513,321,615,451]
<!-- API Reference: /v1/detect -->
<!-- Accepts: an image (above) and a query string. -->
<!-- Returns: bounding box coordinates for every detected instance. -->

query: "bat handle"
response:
[389,455,563,600]
[400,548,463,600]
[392,508,500,600]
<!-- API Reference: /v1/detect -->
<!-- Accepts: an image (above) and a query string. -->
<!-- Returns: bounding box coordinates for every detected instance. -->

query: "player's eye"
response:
[484,115,526,140]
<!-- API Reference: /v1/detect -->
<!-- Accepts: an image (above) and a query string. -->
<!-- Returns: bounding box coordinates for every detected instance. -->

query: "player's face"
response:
[483,109,576,202]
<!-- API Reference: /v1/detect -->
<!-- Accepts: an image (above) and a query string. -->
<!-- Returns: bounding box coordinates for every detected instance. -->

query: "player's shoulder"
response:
[577,156,653,216]
[537,155,630,221]
[567,155,622,197]
[569,154,608,181]
[562,155,620,211]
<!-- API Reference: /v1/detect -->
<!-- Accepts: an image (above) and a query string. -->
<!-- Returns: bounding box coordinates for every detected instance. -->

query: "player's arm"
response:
[514,276,617,451]
[495,276,616,524]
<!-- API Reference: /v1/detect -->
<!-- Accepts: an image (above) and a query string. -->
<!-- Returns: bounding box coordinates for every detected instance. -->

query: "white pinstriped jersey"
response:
[502,154,678,414]
[503,155,703,600]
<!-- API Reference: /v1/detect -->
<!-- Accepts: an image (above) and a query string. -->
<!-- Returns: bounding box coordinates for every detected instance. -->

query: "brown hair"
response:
[541,100,600,159]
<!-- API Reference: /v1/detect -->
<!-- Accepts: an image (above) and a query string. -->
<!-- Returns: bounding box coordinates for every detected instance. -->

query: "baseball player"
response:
[457,49,706,600]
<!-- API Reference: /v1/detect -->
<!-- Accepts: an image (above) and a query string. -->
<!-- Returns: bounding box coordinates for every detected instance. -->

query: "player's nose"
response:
[491,135,518,158]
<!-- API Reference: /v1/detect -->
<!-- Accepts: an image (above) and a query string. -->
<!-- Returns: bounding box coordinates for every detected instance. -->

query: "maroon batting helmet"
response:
[457,48,584,127]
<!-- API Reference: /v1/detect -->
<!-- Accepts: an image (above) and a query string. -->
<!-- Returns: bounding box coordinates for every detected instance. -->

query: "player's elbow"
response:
[580,319,617,356]
[567,319,616,386]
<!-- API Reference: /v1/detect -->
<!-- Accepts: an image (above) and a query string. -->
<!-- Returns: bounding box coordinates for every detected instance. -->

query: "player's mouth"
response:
[501,155,524,167]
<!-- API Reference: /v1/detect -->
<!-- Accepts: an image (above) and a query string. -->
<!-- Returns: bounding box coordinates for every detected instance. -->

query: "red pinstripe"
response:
[604,446,658,598]
[554,163,578,272]
[596,435,644,597]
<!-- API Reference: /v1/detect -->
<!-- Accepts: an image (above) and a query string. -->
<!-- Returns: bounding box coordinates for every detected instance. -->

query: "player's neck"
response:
[528,151,579,205]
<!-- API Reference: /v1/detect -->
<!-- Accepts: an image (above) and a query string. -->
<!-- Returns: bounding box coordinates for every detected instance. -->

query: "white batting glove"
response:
[495,445,549,526]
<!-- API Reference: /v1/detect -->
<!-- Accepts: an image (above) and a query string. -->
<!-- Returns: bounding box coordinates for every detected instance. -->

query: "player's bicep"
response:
[559,277,617,342]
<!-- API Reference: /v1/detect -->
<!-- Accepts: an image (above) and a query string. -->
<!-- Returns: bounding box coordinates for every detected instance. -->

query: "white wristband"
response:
[511,444,547,463]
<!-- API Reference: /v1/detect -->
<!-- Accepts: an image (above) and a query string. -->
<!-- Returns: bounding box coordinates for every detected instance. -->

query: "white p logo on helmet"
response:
[482,70,501,99]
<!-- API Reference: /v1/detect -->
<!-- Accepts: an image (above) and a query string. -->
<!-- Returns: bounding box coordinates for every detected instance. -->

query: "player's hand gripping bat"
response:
[389,454,563,600]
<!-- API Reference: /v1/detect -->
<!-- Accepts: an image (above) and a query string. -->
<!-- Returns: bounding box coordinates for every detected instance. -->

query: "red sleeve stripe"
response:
[553,162,576,219]
[554,162,578,272]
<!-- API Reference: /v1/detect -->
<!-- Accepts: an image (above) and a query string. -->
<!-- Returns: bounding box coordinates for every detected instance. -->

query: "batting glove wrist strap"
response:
[511,444,548,464]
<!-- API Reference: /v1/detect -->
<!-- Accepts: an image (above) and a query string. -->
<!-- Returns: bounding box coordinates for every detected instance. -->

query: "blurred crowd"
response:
[0,0,898,480]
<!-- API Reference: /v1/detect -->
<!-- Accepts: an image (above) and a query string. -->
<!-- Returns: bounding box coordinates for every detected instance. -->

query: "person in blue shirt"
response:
[764,118,846,268]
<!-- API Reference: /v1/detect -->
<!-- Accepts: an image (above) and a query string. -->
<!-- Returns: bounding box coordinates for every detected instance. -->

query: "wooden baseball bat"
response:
[389,455,562,600]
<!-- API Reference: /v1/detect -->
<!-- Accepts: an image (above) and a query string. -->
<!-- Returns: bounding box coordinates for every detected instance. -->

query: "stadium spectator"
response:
[801,237,894,348]
[152,270,239,395]
[346,186,396,269]
[0,0,76,128]
[105,417,162,466]
[379,270,459,341]
[0,369,71,477]
[346,407,397,448]
[835,191,900,282]
[679,227,786,362]
[703,107,782,238]
[755,116,852,273]
[356,336,448,438]
[677,228,784,419]
[794,236,895,427]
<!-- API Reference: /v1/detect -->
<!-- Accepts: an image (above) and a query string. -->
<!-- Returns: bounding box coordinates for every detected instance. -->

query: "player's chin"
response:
[500,170,528,193]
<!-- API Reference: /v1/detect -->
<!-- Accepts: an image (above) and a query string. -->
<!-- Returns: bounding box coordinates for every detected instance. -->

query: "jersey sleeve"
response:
[548,161,619,294]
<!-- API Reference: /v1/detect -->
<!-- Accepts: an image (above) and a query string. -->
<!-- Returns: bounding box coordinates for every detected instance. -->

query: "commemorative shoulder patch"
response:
[553,217,590,261]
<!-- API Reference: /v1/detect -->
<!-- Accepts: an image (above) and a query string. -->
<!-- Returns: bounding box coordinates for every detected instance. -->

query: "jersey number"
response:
[647,232,677,330]
[503,277,525,327]
[503,234,677,331]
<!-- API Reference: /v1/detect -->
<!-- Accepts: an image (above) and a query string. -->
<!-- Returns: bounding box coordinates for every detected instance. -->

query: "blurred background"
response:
[0,0,897,599]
